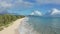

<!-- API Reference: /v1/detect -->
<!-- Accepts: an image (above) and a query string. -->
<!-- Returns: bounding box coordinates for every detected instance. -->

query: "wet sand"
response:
[0,17,26,34]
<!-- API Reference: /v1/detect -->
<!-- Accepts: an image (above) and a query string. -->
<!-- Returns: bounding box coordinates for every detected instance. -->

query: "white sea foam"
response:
[18,17,39,34]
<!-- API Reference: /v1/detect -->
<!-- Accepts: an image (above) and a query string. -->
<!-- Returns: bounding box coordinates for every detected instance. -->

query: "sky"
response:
[0,0,60,15]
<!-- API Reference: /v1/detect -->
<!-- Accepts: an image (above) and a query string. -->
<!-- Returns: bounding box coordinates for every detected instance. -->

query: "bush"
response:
[0,14,25,31]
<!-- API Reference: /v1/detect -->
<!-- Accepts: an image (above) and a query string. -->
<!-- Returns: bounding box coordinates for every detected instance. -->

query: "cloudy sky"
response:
[0,0,60,15]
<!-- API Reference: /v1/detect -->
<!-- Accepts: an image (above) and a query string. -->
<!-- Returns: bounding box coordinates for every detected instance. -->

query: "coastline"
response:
[0,17,27,34]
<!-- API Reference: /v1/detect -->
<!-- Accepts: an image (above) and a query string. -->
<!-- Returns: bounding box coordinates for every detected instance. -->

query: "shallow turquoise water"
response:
[19,16,60,34]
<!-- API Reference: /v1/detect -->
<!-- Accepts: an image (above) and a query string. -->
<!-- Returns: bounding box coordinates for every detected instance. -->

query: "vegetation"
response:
[0,14,25,31]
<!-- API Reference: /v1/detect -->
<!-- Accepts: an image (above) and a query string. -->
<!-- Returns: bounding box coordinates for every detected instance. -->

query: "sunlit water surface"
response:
[19,16,60,34]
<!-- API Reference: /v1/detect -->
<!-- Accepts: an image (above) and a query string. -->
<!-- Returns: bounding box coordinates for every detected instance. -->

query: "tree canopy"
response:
[0,14,25,31]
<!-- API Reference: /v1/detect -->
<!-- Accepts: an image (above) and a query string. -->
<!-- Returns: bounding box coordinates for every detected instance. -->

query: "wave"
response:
[18,17,39,34]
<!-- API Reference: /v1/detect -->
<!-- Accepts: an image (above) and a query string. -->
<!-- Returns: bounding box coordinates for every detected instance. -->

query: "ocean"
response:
[19,16,60,34]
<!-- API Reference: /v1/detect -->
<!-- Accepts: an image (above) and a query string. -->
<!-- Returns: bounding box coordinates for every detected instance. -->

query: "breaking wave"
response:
[18,17,39,34]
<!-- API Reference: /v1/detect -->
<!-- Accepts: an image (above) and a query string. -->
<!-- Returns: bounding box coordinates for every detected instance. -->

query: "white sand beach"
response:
[0,17,27,34]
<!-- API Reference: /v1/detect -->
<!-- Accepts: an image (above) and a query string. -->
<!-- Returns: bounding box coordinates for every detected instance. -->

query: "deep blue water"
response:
[19,16,60,34]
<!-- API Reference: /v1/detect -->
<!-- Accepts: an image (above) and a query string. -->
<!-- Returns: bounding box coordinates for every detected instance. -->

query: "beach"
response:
[0,17,26,34]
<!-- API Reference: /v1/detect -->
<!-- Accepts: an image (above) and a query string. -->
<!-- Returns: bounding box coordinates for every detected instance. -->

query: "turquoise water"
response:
[19,16,60,34]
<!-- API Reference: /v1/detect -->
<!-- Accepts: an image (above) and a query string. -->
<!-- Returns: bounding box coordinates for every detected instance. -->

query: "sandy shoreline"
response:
[0,17,26,34]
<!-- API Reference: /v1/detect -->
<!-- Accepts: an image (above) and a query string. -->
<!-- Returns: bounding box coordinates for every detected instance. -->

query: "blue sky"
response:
[0,0,60,15]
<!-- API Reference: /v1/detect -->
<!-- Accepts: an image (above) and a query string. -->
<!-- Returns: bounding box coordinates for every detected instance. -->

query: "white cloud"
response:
[0,0,34,12]
[51,8,60,15]
[36,0,60,4]
[0,1,13,13]
[31,10,42,16]
[14,0,33,8]
[0,1,12,8]
[31,12,34,15]
[0,0,33,8]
